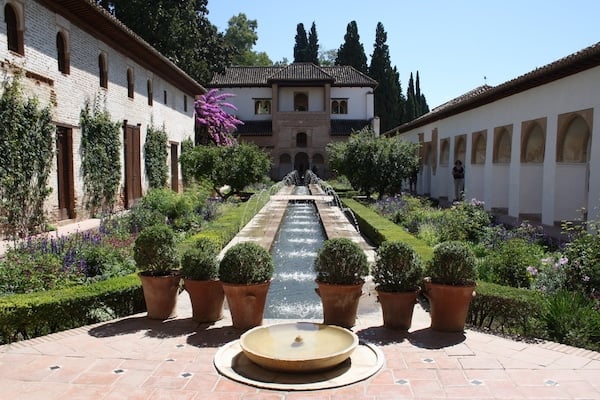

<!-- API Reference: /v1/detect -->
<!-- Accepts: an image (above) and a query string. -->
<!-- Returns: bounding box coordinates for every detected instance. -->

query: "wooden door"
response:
[56,126,75,219]
[170,142,179,192]
[124,124,142,208]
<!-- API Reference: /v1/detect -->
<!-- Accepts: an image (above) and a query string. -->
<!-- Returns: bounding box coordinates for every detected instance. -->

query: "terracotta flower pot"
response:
[138,272,181,320]
[376,289,419,331]
[423,281,476,332]
[184,279,224,323]
[222,280,271,330]
[315,280,364,328]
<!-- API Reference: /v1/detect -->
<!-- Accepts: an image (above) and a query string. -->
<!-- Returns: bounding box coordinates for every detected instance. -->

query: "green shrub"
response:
[426,241,477,286]
[314,238,369,285]
[541,290,600,351]
[0,274,144,344]
[372,241,422,292]
[342,198,433,261]
[180,237,219,280]
[486,238,543,288]
[133,224,180,274]
[468,280,544,336]
[219,242,273,284]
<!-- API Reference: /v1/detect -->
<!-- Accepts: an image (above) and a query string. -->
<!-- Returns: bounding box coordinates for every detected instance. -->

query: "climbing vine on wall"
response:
[0,76,54,238]
[144,123,169,189]
[181,137,194,186]
[80,98,121,216]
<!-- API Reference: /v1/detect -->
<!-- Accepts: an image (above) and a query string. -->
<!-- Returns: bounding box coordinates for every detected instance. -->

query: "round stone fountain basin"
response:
[239,322,358,373]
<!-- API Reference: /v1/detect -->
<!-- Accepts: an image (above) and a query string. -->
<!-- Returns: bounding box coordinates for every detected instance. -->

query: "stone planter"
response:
[315,280,364,328]
[222,280,271,330]
[138,272,181,320]
[184,279,224,323]
[423,281,476,332]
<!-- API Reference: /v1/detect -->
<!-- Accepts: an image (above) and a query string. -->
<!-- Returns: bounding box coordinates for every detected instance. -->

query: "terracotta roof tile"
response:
[210,64,377,88]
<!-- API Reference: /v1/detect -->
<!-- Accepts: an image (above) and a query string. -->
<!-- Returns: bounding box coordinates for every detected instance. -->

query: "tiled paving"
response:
[1,187,599,399]
[1,293,599,400]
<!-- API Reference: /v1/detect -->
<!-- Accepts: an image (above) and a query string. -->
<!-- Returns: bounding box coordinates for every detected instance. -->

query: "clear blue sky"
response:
[206,0,599,109]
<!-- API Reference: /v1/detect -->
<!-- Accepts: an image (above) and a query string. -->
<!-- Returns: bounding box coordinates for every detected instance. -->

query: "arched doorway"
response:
[279,153,292,180]
[294,152,309,177]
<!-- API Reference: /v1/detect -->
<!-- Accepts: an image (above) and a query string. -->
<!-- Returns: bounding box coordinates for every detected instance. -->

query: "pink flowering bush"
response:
[194,89,243,146]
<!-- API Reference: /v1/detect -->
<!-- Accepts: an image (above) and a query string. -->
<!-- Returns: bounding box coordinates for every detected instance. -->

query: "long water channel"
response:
[265,186,326,319]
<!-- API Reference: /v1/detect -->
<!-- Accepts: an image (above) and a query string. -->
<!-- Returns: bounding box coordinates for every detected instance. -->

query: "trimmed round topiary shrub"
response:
[425,241,477,286]
[219,242,273,284]
[373,240,423,292]
[133,224,180,275]
[314,237,369,285]
[181,237,220,281]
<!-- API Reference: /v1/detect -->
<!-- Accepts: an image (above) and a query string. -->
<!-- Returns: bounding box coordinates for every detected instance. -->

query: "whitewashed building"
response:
[386,42,600,227]
[1,0,204,222]
[209,63,378,179]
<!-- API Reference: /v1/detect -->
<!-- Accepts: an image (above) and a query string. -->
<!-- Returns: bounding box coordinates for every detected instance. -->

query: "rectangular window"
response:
[254,99,271,115]
[184,95,188,112]
[163,90,168,105]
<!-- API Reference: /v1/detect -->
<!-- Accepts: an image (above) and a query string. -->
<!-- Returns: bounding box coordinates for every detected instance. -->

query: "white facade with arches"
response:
[1,0,204,222]
[387,43,600,227]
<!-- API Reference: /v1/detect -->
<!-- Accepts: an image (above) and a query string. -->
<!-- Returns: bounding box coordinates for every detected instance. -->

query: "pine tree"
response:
[368,22,402,132]
[307,22,319,64]
[335,21,368,74]
[294,23,310,63]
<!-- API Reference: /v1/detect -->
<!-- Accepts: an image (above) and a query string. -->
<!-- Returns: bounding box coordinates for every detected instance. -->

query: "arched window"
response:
[127,68,134,99]
[147,79,153,106]
[98,54,108,88]
[5,4,23,55]
[56,32,69,74]
[254,99,271,114]
[559,116,589,163]
[339,100,347,114]
[294,92,308,111]
[522,124,545,163]
[331,99,348,114]
[279,153,291,164]
[296,132,307,147]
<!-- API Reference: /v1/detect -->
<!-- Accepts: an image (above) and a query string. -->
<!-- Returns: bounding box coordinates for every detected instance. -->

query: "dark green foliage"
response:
[80,99,121,216]
[181,138,195,186]
[372,241,422,292]
[327,129,420,198]
[101,0,230,84]
[541,290,600,351]
[307,22,319,65]
[219,242,273,284]
[486,238,543,288]
[144,124,169,189]
[468,280,544,336]
[426,241,477,286]
[0,77,54,238]
[335,21,368,74]
[133,224,180,274]
[561,221,600,297]
[293,23,310,63]
[368,23,403,132]
[179,142,272,199]
[181,237,219,280]
[314,238,369,285]
[405,72,417,122]
[0,274,144,344]
[342,198,433,261]
[223,13,273,66]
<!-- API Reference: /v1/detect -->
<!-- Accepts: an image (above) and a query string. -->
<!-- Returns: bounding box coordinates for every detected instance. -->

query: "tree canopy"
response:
[335,21,368,74]
[223,13,272,66]
[179,142,272,199]
[97,0,230,84]
[327,129,420,199]
[294,22,319,64]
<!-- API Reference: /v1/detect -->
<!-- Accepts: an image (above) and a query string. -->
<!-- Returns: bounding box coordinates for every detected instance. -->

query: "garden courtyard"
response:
[0,188,598,400]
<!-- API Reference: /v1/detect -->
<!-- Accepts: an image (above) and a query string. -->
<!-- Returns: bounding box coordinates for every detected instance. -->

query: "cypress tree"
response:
[415,71,422,116]
[307,22,319,64]
[294,23,309,63]
[405,72,417,123]
[368,22,402,132]
[335,21,368,74]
